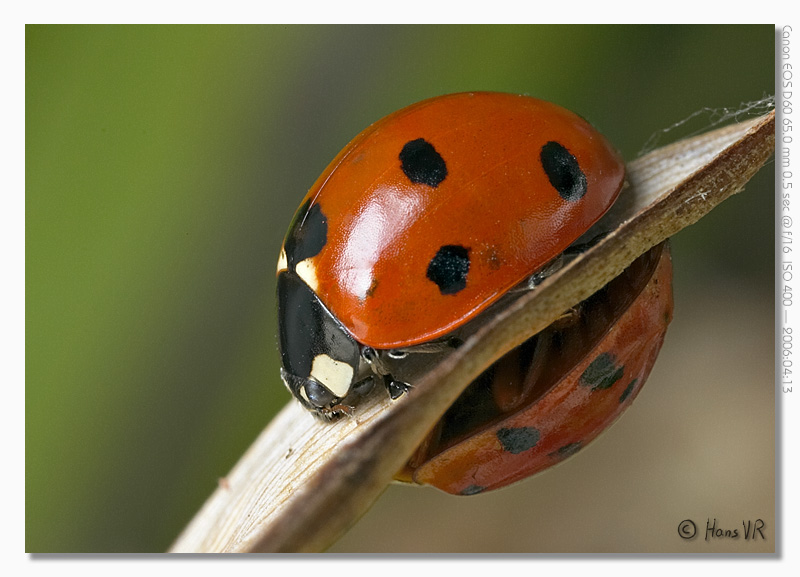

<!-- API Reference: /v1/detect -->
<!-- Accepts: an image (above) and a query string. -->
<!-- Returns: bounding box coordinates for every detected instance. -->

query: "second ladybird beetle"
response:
[395,241,673,494]
[277,92,627,415]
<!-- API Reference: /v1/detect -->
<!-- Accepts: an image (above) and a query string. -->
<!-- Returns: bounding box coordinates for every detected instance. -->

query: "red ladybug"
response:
[277,92,627,415]
[395,242,673,494]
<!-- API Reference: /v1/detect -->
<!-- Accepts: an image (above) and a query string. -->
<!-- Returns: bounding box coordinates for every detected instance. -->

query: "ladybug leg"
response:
[361,347,412,400]
[361,337,461,402]
[510,255,567,293]
[386,380,411,399]
[516,232,614,293]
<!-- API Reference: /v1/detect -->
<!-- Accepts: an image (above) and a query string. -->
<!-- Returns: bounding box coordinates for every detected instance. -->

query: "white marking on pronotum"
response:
[310,354,354,399]
[295,258,319,293]
[276,248,288,274]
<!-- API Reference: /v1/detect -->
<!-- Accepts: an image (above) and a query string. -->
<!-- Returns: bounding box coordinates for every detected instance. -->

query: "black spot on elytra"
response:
[460,484,485,496]
[427,245,470,295]
[540,141,587,201]
[399,138,447,187]
[283,200,328,268]
[549,442,582,460]
[580,352,624,391]
[497,426,540,454]
[619,378,638,403]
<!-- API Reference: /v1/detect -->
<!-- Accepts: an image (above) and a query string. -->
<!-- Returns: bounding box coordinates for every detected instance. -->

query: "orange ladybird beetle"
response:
[276,92,672,491]
[395,241,673,494]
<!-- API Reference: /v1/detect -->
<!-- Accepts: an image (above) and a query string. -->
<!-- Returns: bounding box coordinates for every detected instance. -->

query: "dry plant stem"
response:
[170,111,775,553]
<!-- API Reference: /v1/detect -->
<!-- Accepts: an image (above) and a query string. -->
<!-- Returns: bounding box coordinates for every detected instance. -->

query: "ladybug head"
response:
[279,367,356,414]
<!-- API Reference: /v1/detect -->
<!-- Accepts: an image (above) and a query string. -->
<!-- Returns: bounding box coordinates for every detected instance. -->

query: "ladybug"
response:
[277,92,626,416]
[395,241,673,494]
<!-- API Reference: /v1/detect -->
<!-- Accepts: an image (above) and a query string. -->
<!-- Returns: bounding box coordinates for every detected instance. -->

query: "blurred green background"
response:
[27,25,774,553]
